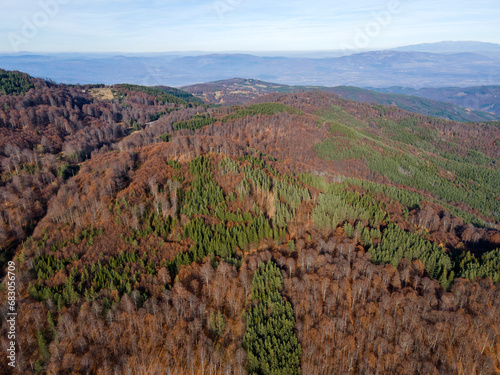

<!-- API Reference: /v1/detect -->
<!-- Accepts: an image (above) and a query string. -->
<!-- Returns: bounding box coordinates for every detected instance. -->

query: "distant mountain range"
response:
[1,41,500,88]
[368,86,500,116]
[182,78,500,122]
[393,41,500,53]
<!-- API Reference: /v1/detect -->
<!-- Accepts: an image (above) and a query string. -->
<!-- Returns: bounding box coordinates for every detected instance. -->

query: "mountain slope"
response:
[371,85,500,116]
[394,41,500,53]
[0,69,37,95]
[182,78,500,122]
[0,74,499,374]
[181,78,312,105]
[0,74,202,267]
[324,86,500,122]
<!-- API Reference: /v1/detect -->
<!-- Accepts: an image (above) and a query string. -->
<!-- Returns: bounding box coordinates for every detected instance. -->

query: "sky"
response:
[0,0,499,53]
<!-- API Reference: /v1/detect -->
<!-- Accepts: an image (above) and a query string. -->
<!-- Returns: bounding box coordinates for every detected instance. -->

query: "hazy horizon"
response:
[2,40,500,57]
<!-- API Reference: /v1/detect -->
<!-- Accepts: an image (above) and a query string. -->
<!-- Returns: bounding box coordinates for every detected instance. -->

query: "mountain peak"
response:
[394,41,500,53]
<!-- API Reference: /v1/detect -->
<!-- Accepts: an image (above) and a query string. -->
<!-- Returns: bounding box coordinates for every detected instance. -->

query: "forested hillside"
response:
[0,71,499,375]
[181,78,500,122]
[372,85,500,116]
[0,70,37,96]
